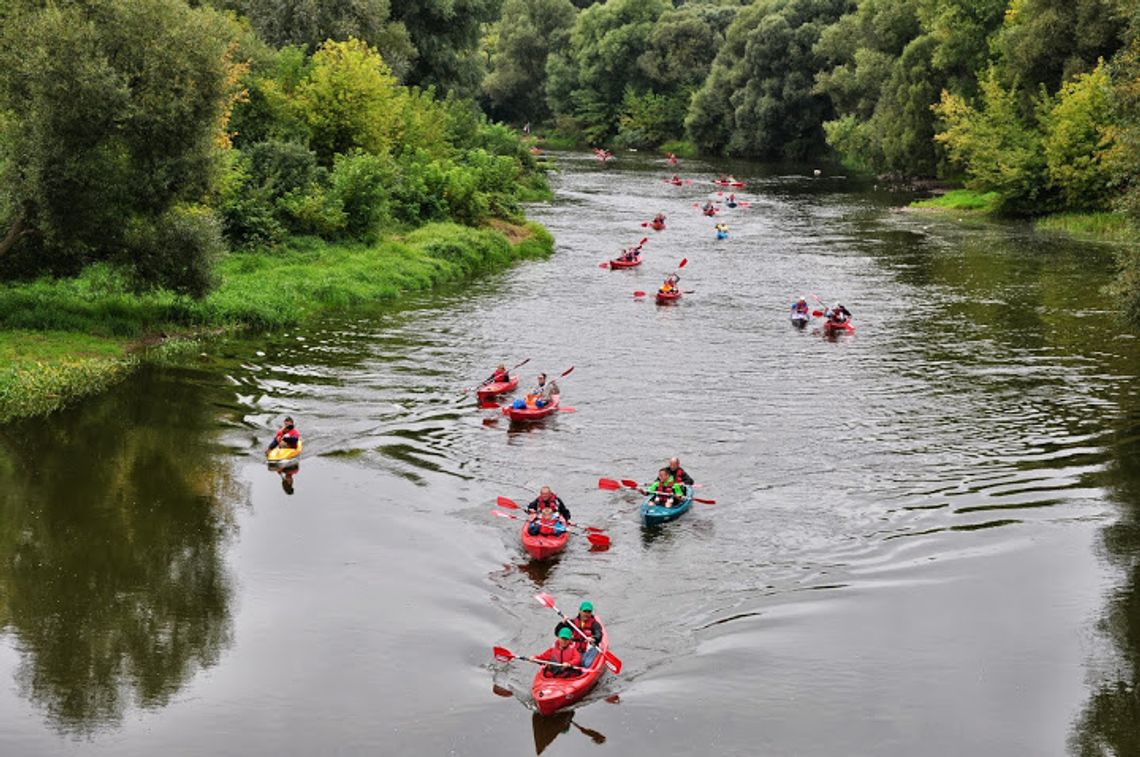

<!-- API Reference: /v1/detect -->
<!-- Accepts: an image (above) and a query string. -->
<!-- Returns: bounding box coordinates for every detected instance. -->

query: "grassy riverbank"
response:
[0,221,554,421]
[910,190,1138,240]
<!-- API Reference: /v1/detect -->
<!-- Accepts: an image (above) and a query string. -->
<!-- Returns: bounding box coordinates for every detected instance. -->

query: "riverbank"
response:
[910,190,1138,241]
[0,220,554,421]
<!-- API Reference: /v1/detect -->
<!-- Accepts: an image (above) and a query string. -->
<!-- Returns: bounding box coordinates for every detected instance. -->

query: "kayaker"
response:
[619,242,642,262]
[535,627,582,678]
[647,468,685,507]
[666,457,694,486]
[659,273,680,295]
[669,174,682,185]
[726,192,737,206]
[792,297,810,316]
[653,212,666,225]
[527,501,568,537]
[485,363,509,385]
[527,486,572,521]
[667,153,677,166]
[826,303,852,323]
[701,200,716,215]
[267,416,300,452]
[555,601,603,666]
[715,222,729,234]
[513,373,559,409]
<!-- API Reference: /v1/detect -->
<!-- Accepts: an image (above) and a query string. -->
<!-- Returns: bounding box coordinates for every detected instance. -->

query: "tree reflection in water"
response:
[0,366,242,734]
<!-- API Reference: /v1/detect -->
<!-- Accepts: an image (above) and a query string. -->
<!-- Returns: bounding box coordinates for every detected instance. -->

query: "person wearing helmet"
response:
[791,297,810,317]
[535,627,582,677]
[267,416,300,452]
[826,302,852,324]
[555,601,603,666]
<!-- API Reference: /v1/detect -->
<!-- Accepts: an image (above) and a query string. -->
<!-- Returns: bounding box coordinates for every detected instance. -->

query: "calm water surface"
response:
[1,153,1139,756]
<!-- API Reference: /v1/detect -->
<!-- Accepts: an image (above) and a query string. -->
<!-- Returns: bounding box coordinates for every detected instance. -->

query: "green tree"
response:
[389,0,503,93]
[686,0,852,159]
[0,0,239,296]
[933,68,1048,213]
[546,0,667,143]
[483,0,578,123]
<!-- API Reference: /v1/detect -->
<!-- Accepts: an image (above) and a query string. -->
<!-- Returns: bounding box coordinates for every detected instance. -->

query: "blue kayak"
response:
[640,488,694,526]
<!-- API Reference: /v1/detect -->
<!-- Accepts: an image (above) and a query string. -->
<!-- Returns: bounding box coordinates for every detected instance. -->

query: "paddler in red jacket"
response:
[267,416,300,452]
[535,627,582,678]
[555,601,603,666]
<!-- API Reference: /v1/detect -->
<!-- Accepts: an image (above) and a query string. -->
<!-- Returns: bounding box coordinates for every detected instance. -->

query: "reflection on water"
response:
[531,710,606,754]
[0,367,241,734]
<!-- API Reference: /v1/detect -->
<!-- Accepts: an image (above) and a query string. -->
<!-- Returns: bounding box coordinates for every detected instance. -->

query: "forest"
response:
[0,0,1137,319]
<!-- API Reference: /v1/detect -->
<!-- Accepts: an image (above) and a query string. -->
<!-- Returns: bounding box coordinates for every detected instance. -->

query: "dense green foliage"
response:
[483,0,578,124]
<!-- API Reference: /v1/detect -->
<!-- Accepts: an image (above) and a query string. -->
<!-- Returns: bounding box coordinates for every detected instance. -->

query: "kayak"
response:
[702,208,718,217]
[726,202,738,209]
[609,256,642,269]
[650,221,666,231]
[640,488,694,526]
[823,319,855,334]
[714,180,746,188]
[267,440,302,465]
[531,620,609,715]
[502,395,561,422]
[715,230,728,240]
[655,290,682,305]
[477,374,518,402]
[790,311,811,327]
[520,521,569,560]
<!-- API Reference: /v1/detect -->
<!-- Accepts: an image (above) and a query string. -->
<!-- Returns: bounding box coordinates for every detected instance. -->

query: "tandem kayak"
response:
[823,319,855,335]
[477,375,519,402]
[714,180,746,188]
[520,522,569,560]
[532,621,609,715]
[640,488,694,526]
[267,440,302,465]
[609,256,642,269]
[655,290,682,305]
[790,311,811,327]
[650,221,666,231]
[502,395,561,422]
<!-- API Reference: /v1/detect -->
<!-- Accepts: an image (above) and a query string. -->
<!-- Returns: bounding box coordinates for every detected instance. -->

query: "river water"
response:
[1,152,1138,756]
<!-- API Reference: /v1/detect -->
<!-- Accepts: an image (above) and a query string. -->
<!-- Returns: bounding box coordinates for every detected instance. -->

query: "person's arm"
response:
[683,471,694,485]
[558,499,571,521]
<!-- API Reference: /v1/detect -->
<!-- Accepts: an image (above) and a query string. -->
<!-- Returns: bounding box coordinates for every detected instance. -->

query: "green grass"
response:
[911,189,1002,212]
[0,220,555,421]
[1035,211,1137,240]
[659,140,698,159]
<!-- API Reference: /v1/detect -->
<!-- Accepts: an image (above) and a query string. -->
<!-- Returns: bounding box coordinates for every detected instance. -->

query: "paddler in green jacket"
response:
[647,468,685,507]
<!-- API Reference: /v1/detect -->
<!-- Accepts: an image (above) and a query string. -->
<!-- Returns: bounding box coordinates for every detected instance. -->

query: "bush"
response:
[126,205,225,298]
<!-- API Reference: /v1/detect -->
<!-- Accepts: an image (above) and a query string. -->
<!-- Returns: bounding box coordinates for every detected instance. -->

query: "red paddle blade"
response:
[811,310,824,317]
[496,496,519,510]
[620,479,640,489]
[639,237,648,245]
[534,592,556,609]
[641,222,649,227]
[598,262,610,269]
[558,407,576,413]
[587,533,611,547]
[598,478,622,490]
[480,401,500,409]
[491,509,516,520]
[603,651,622,675]
[633,291,646,298]
[678,258,688,268]
[694,497,717,505]
[493,646,516,662]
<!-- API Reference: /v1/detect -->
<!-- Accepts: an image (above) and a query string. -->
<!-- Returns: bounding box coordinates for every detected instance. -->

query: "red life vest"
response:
[275,427,300,448]
[537,643,581,672]
[668,465,686,483]
[491,369,508,383]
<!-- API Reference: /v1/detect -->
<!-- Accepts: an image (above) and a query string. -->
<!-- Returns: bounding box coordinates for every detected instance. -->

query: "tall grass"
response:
[911,190,1002,212]
[1035,212,1136,240]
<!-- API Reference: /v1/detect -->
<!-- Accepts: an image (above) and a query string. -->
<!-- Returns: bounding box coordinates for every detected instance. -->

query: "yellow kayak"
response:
[267,439,302,465]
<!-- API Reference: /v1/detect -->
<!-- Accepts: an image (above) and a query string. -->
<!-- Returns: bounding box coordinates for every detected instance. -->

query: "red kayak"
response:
[609,256,642,269]
[655,290,682,305]
[477,375,518,402]
[650,221,666,231]
[520,521,569,560]
[502,395,561,422]
[823,319,855,334]
[714,180,746,188]
[532,621,609,715]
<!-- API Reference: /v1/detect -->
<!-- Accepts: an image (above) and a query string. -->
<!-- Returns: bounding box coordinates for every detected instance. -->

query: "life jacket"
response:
[275,427,300,448]
[490,369,508,383]
[667,466,687,484]
[563,618,602,653]
[539,643,581,676]
[794,302,809,314]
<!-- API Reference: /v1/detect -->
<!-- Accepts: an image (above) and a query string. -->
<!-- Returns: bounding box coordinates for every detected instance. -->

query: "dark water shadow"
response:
[0,365,242,735]
[532,710,606,755]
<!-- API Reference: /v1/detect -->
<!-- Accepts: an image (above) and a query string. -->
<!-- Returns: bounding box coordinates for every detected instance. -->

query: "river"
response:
[1,152,1138,756]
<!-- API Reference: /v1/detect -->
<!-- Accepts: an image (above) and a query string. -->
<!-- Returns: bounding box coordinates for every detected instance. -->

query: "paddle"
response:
[495,497,607,534]
[493,646,591,673]
[480,366,574,409]
[596,478,715,504]
[492,510,612,547]
[467,357,531,394]
[533,593,622,675]
[633,289,694,298]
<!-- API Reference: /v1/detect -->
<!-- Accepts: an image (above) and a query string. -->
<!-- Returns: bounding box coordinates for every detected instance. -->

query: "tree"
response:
[389,0,503,93]
[483,0,577,123]
[0,0,239,295]
[546,0,667,142]
[686,0,853,159]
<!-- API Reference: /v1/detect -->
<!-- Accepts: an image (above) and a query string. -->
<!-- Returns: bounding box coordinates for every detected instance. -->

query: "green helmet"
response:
[579,601,594,612]
[558,627,574,639]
